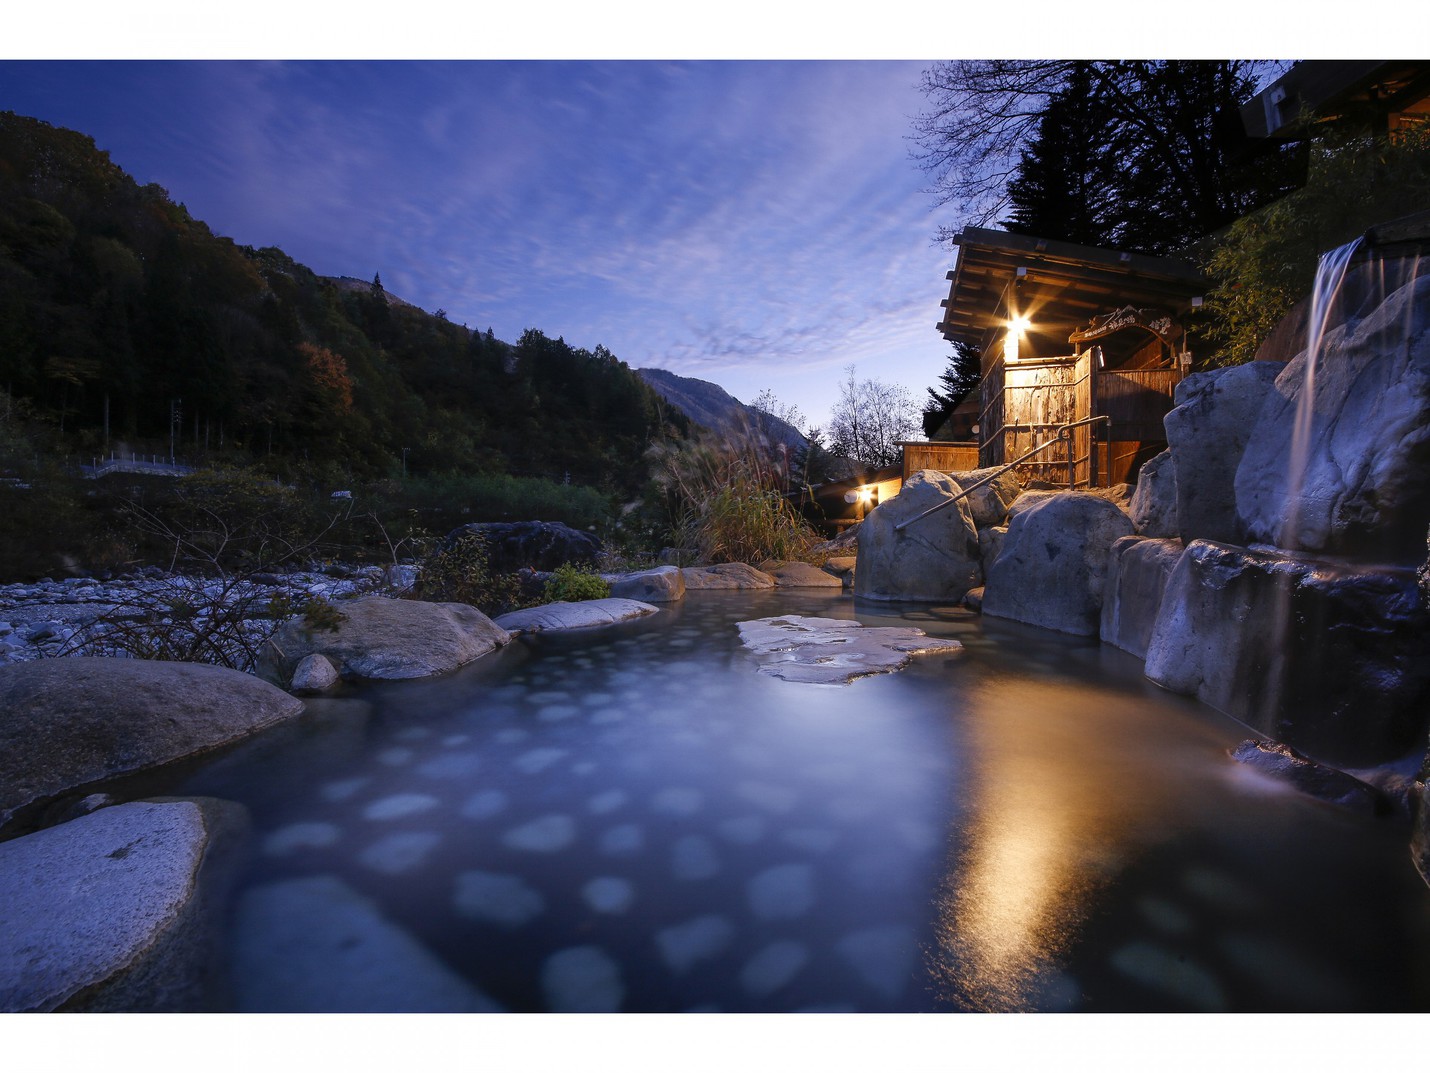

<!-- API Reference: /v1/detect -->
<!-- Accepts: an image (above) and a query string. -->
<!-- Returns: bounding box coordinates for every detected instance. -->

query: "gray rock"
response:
[736,614,962,685]
[263,596,509,682]
[854,470,983,603]
[761,561,844,588]
[233,874,501,1012]
[822,556,857,576]
[945,465,1024,529]
[681,563,777,589]
[1229,739,1381,812]
[977,526,1007,569]
[982,492,1134,636]
[1144,540,1430,768]
[494,598,659,634]
[0,798,247,1012]
[289,653,340,695]
[1129,448,1179,538]
[1236,275,1430,560]
[1100,536,1185,659]
[1164,362,1284,545]
[608,565,685,603]
[0,658,304,828]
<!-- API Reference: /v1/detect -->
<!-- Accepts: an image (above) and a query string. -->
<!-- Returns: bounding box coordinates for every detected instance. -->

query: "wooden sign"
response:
[1069,306,1180,347]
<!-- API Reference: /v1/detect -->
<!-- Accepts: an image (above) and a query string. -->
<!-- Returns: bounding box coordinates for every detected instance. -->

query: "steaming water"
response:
[173,591,1430,1012]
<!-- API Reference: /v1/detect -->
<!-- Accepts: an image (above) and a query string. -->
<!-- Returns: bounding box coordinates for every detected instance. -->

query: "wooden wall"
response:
[902,443,981,481]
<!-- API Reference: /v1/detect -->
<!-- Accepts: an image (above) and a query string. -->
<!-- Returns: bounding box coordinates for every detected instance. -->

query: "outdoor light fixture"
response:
[1008,315,1031,334]
[858,486,874,503]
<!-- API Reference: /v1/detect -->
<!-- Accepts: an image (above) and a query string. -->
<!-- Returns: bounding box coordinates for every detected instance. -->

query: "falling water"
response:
[1278,237,1363,551]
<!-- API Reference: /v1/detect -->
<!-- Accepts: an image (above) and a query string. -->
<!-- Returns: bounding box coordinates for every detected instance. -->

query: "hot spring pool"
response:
[175,590,1430,1012]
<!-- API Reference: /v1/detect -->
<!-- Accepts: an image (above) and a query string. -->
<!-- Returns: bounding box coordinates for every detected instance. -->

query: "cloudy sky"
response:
[0,58,961,431]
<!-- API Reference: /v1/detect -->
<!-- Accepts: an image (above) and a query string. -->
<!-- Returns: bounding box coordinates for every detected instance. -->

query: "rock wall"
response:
[1144,540,1430,768]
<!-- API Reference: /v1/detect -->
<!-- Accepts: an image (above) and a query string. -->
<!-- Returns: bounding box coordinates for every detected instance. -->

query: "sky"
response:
[0,59,961,432]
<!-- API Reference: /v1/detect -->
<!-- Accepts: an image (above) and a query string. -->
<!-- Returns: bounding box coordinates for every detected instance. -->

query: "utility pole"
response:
[401,447,410,479]
[169,398,181,466]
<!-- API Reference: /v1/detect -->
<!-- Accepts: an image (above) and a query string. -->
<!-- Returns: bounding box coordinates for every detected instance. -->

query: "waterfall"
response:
[1279,237,1363,551]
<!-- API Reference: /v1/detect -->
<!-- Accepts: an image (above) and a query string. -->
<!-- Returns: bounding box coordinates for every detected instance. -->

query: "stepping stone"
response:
[736,615,962,684]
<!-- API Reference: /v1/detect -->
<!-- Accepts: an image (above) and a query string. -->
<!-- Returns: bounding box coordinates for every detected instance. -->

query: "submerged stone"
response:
[494,598,659,634]
[656,915,736,974]
[1229,739,1381,812]
[233,874,500,1012]
[736,614,962,685]
[453,870,546,927]
[740,941,809,998]
[541,946,625,1012]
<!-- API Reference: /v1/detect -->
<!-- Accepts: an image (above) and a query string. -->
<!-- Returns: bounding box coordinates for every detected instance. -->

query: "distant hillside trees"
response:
[0,111,686,495]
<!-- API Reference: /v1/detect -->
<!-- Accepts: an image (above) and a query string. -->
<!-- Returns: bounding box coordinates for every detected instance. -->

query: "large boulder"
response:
[681,563,777,590]
[0,658,303,828]
[1129,448,1179,538]
[608,565,685,603]
[1100,536,1184,659]
[1163,362,1284,545]
[264,596,509,684]
[494,598,659,634]
[945,465,1023,529]
[1144,540,1430,768]
[1236,274,1430,561]
[443,521,601,572]
[0,798,248,1011]
[854,470,982,603]
[982,492,1134,636]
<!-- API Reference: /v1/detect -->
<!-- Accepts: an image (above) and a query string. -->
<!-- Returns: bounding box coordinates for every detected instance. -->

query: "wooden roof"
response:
[936,228,1207,350]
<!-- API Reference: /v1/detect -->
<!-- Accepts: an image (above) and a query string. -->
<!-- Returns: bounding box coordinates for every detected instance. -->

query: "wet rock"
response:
[0,658,304,828]
[1414,751,1430,888]
[946,465,1024,529]
[494,598,659,634]
[1100,536,1185,659]
[1237,275,1430,560]
[444,520,601,573]
[541,946,624,1012]
[608,565,685,603]
[963,586,984,612]
[1164,362,1283,545]
[854,470,982,603]
[983,491,1134,636]
[263,595,509,683]
[1145,540,1430,767]
[737,614,961,685]
[1129,448,1179,538]
[977,525,1007,571]
[1229,739,1381,812]
[0,798,247,1012]
[760,561,844,588]
[681,563,777,589]
[234,874,500,1011]
[289,653,340,695]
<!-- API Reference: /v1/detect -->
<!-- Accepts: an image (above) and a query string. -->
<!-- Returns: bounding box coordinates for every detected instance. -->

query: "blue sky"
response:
[0,59,957,431]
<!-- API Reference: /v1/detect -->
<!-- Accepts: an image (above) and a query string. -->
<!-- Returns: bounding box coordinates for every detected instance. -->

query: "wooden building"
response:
[937,228,1208,487]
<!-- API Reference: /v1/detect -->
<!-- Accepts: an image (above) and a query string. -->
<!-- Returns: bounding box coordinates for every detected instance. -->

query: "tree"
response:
[828,366,921,469]
[923,342,981,436]
[912,60,1300,253]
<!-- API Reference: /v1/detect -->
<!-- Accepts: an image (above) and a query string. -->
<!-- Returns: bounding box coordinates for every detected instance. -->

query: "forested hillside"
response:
[0,111,688,494]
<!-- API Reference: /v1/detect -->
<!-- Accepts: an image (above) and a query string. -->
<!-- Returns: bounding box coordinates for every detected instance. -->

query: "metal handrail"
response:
[893,415,1111,533]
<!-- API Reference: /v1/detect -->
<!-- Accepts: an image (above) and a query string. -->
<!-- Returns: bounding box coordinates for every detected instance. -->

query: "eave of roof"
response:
[935,227,1207,348]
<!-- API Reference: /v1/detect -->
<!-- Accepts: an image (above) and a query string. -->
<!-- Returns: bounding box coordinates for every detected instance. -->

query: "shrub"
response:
[543,562,611,603]
[414,531,527,616]
[1202,127,1430,364]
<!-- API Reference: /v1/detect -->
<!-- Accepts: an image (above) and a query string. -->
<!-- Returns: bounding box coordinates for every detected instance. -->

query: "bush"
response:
[647,420,819,565]
[414,532,527,616]
[1202,127,1430,364]
[543,562,611,603]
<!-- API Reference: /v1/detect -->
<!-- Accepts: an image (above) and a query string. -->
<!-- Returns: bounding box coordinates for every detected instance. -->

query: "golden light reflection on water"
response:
[932,672,1202,1011]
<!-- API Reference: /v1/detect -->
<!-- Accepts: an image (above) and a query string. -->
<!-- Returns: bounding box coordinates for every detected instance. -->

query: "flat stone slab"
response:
[494,598,659,634]
[0,800,232,1011]
[682,563,777,590]
[0,658,304,828]
[736,615,962,685]
[760,561,844,589]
